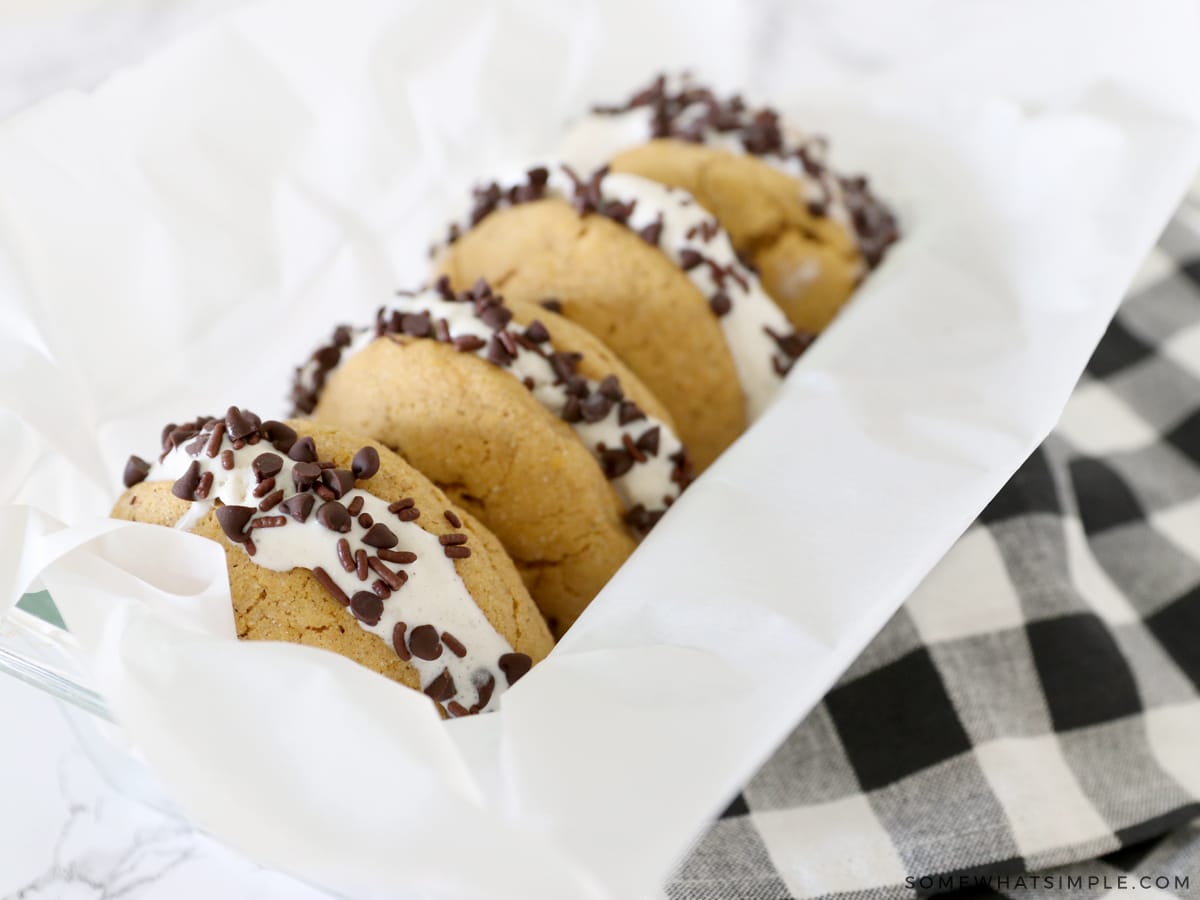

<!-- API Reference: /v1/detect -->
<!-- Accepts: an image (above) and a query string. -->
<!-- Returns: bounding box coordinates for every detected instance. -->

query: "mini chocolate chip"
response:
[709,292,732,317]
[549,351,582,382]
[618,400,645,425]
[523,320,550,344]
[581,393,613,423]
[123,455,150,488]
[444,510,462,528]
[562,396,583,423]
[288,436,318,463]
[401,312,431,337]
[424,669,456,703]
[409,624,442,660]
[357,513,373,528]
[638,220,663,246]
[292,461,322,490]
[313,345,341,370]
[252,452,283,482]
[442,632,467,658]
[316,501,352,533]
[678,248,704,270]
[215,505,255,543]
[434,275,454,300]
[350,591,384,626]
[601,447,634,479]
[636,426,661,457]
[224,406,258,441]
[498,652,532,686]
[160,421,178,452]
[171,461,202,500]
[321,468,355,498]
[351,446,379,480]
[597,375,623,401]
[478,303,513,330]
[362,523,398,549]
[485,335,513,367]
[439,533,468,546]
[527,166,549,187]
[392,622,411,660]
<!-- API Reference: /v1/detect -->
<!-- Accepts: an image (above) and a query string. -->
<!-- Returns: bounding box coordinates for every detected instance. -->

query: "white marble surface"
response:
[0,5,339,897]
[0,675,333,899]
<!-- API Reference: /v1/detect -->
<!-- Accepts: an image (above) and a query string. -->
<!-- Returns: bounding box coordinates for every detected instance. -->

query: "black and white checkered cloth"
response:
[667,192,1200,900]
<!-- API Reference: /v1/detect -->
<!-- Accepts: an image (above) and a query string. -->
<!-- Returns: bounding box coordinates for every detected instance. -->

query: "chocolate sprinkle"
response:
[350,591,384,626]
[441,632,467,658]
[397,506,420,522]
[540,298,563,313]
[392,622,412,660]
[378,549,417,564]
[280,493,314,523]
[123,455,150,488]
[351,446,379,480]
[257,488,284,511]
[368,557,407,591]
[444,510,462,528]
[498,652,532,686]
[439,533,468,546]
[220,449,235,470]
[444,545,471,559]
[409,624,442,660]
[312,566,349,606]
[337,537,355,572]
[215,505,255,543]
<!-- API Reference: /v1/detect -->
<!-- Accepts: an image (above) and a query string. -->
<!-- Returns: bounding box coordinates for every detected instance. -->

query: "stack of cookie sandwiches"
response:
[114,75,896,715]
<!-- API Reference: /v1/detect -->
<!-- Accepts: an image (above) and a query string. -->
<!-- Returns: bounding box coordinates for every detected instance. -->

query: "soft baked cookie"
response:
[562,74,899,333]
[436,166,812,468]
[293,280,692,636]
[114,410,553,715]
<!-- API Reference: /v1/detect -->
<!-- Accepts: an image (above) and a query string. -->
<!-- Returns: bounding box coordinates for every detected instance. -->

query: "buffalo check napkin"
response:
[666,190,1200,900]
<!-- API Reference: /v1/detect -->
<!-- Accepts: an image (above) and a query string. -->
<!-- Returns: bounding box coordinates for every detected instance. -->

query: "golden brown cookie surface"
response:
[314,336,638,636]
[438,197,745,469]
[611,139,861,333]
[113,416,552,713]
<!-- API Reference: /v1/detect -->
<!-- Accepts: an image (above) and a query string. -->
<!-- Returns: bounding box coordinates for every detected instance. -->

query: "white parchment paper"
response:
[3,0,1200,897]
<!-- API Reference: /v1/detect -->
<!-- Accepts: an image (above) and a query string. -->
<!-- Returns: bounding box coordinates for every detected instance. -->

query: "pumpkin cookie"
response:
[436,165,811,468]
[114,409,553,715]
[293,280,692,636]
[563,74,899,333]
